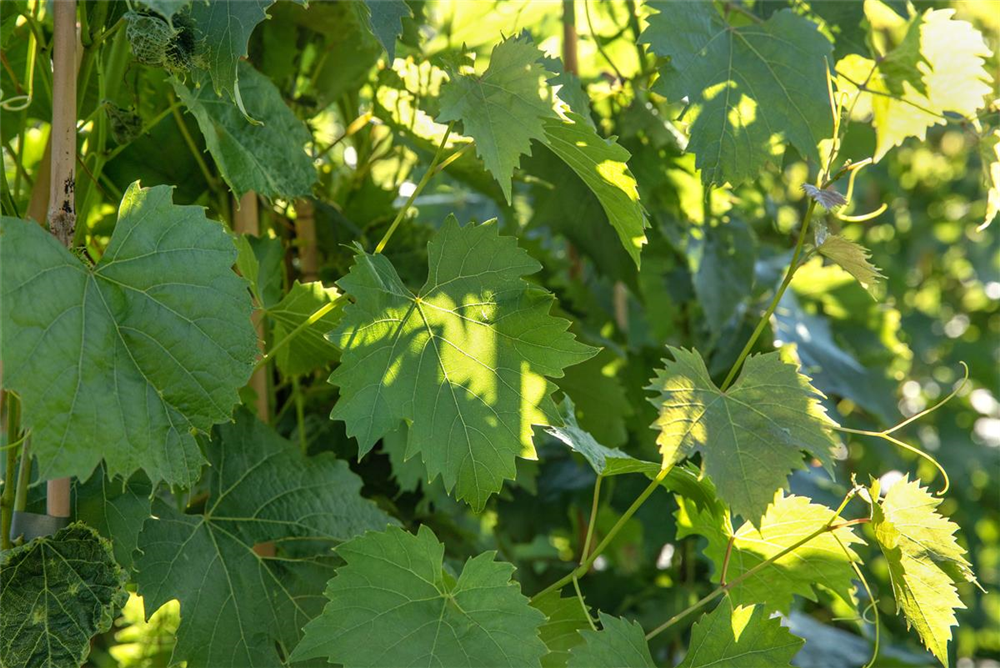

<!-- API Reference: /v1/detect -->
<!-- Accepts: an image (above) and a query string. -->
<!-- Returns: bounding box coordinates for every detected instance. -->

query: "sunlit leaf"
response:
[329,216,596,510]
[836,9,994,162]
[981,128,1000,230]
[291,525,548,667]
[135,409,392,667]
[817,234,885,297]
[648,347,840,522]
[438,32,557,202]
[676,489,863,613]
[541,113,648,266]
[0,183,257,487]
[642,4,833,185]
[869,476,979,667]
[0,523,128,668]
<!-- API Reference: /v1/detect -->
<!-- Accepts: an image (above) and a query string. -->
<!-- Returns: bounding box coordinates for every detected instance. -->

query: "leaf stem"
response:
[720,199,818,391]
[572,575,597,631]
[255,299,343,372]
[375,123,454,255]
[1,394,22,549]
[532,466,672,602]
[581,475,603,564]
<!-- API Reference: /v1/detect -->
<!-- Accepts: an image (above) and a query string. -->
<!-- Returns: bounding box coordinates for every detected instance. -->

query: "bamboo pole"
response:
[45,0,77,519]
[233,192,270,422]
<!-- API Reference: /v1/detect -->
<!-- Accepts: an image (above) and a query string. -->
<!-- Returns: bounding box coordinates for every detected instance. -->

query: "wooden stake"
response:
[46,0,77,519]
[294,198,318,282]
[233,192,270,421]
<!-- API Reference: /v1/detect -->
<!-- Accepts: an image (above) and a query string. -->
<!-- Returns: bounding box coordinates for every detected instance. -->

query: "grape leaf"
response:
[869,476,979,667]
[835,9,993,162]
[0,523,128,668]
[174,62,317,200]
[648,347,840,522]
[817,234,884,298]
[438,32,557,203]
[75,466,152,572]
[269,280,343,376]
[531,590,592,668]
[676,490,863,613]
[566,613,655,668]
[137,0,189,21]
[541,113,648,267]
[290,525,548,667]
[981,128,999,230]
[134,409,392,668]
[0,183,257,487]
[361,0,411,60]
[235,232,284,309]
[642,5,832,186]
[678,600,803,668]
[329,216,596,510]
[188,0,274,120]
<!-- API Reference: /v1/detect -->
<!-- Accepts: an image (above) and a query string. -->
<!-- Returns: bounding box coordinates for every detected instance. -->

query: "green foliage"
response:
[1,183,257,487]
[134,409,392,667]
[329,216,595,510]
[678,600,803,668]
[1,1,994,666]
[676,490,863,613]
[567,614,655,668]
[438,33,556,203]
[173,62,317,199]
[0,523,128,668]
[869,476,979,667]
[642,4,833,186]
[292,525,548,667]
[187,0,274,120]
[648,347,839,522]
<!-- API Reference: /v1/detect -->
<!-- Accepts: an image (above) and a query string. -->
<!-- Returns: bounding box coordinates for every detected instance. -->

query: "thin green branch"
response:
[254,299,343,372]
[375,123,455,255]
[720,199,818,391]
[572,576,597,631]
[531,466,673,602]
[581,475,602,563]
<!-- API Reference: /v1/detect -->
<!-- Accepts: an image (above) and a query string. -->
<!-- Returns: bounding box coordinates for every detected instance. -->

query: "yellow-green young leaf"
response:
[981,129,1000,230]
[642,4,833,186]
[869,476,979,667]
[0,183,258,488]
[291,525,548,667]
[531,591,592,668]
[0,523,128,668]
[438,32,558,202]
[134,409,393,668]
[329,217,597,510]
[678,600,803,668]
[836,9,993,162]
[567,614,655,668]
[676,490,863,613]
[541,113,648,266]
[188,0,274,120]
[268,280,343,376]
[648,347,840,522]
[173,62,317,200]
[817,234,885,298]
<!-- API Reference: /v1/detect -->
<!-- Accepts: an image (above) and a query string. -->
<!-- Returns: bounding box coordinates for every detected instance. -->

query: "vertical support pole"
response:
[46,0,77,520]
[233,192,270,422]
